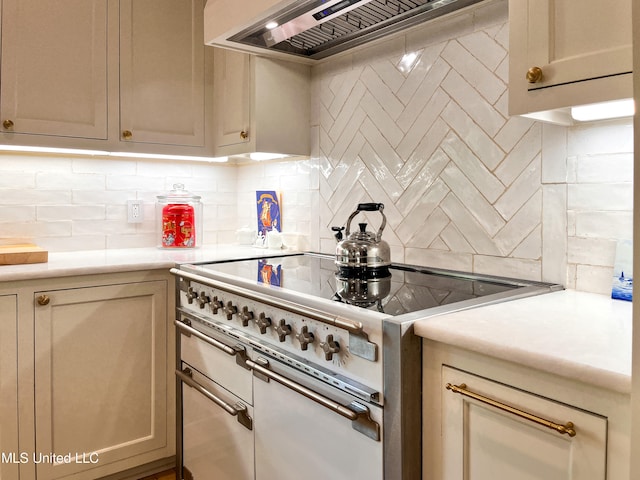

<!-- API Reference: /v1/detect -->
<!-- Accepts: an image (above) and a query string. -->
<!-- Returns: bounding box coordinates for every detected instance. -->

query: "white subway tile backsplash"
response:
[37,205,106,221]
[568,184,633,211]
[568,237,617,266]
[36,172,105,191]
[474,254,541,281]
[575,153,633,183]
[574,211,633,241]
[541,185,567,285]
[568,119,634,156]
[575,264,614,294]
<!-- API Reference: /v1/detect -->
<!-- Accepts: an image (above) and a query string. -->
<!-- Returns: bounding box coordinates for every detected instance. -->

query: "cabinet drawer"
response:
[442,366,606,480]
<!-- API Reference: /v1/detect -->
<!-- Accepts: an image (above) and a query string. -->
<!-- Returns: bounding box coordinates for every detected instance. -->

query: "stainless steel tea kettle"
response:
[333,203,391,275]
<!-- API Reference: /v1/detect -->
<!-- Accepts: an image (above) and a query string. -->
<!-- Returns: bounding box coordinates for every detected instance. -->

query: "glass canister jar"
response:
[156,183,202,248]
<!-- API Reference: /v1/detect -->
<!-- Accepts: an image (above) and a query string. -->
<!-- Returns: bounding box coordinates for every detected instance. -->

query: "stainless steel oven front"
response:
[174,269,386,480]
[172,253,561,480]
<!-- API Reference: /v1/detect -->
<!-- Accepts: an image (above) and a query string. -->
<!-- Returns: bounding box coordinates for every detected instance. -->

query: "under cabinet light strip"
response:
[0,144,229,163]
[570,98,635,122]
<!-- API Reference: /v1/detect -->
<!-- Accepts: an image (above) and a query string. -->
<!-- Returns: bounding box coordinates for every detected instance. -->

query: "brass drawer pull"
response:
[526,66,543,83]
[446,383,576,437]
[36,295,50,306]
[3,119,14,130]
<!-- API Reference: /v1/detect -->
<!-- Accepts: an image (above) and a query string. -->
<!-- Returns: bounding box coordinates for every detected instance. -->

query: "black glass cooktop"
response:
[194,253,532,316]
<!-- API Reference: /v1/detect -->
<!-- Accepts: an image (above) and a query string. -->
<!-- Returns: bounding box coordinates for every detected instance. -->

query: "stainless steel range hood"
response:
[204,0,485,61]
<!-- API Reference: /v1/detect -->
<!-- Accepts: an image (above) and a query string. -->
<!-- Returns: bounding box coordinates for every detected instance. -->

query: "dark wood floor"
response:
[139,469,175,480]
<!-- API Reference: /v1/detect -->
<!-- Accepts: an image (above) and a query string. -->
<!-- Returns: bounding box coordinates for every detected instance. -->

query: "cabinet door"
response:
[509,0,632,115]
[0,295,18,480]
[213,48,251,149]
[33,281,167,480]
[119,0,205,147]
[0,0,108,139]
[442,366,606,480]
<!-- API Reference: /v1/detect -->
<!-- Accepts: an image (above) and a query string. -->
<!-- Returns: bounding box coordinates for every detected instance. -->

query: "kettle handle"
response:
[357,203,383,212]
[345,203,387,241]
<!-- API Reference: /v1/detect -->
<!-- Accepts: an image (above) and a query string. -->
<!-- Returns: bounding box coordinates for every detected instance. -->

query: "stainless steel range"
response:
[171,252,562,480]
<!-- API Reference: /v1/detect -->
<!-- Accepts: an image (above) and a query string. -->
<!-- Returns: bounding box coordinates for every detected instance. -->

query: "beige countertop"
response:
[414,289,632,394]
[0,245,289,282]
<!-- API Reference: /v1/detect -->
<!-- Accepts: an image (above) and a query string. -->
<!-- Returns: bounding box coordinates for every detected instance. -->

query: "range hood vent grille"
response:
[228,0,485,60]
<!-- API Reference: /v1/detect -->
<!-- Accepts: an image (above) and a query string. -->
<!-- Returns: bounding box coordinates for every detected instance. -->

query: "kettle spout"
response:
[331,226,345,241]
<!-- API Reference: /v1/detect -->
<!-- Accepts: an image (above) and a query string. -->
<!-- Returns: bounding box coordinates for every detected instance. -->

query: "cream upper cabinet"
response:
[508,0,633,116]
[442,366,606,480]
[119,0,207,149]
[213,47,311,157]
[214,48,251,150]
[33,279,169,480]
[0,0,109,139]
[0,0,214,156]
[0,295,18,480]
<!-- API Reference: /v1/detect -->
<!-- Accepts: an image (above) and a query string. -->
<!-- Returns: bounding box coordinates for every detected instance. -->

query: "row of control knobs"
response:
[186,286,340,360]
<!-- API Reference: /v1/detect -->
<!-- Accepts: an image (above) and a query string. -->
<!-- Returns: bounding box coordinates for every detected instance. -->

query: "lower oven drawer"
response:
[179,320,252,404]
[252,356,383,480]
[180,362,255,480]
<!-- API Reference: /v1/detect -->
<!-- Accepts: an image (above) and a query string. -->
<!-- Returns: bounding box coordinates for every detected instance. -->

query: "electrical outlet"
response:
[127,200,144,223]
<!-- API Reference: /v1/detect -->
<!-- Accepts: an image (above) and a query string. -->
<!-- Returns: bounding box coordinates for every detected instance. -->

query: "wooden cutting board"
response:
[0,244,49,265]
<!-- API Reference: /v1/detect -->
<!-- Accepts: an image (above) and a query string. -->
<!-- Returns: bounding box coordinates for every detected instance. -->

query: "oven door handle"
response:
[177,367,253,431]
[246,357,380,441]
[175,319,250,369]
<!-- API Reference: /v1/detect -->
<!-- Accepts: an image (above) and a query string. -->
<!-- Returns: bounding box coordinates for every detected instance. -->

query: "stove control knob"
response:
[275,319,292,342]
[256,313,272,334]
[296,325,315,351]
[197,291,210,309]
[320,335,340,361]
[211,296,223,314]
[240,306,254,326]
[223,301,238,320]
[186,287,197,304]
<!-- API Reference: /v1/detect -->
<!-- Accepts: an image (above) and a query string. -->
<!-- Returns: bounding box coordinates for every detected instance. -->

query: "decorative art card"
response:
[256,191,281,236]
[611,239,632,302]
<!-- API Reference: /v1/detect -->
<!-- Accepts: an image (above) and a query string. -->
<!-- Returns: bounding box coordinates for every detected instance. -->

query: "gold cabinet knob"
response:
[240,130,248,140]
[2,119,14,130]
[122,130,133,139]
[37,295,50,306]
[526,66,543,83]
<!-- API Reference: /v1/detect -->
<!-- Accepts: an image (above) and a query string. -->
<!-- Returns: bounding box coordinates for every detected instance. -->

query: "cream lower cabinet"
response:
[441,366,606,480]
[0,295,19,480]
[423,341,630,480]
[33,279,169,480]
[1,271,175,480]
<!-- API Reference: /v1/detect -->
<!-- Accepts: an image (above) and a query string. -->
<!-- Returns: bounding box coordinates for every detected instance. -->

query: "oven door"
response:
[178,364,254,480]
[251,355,383,480]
